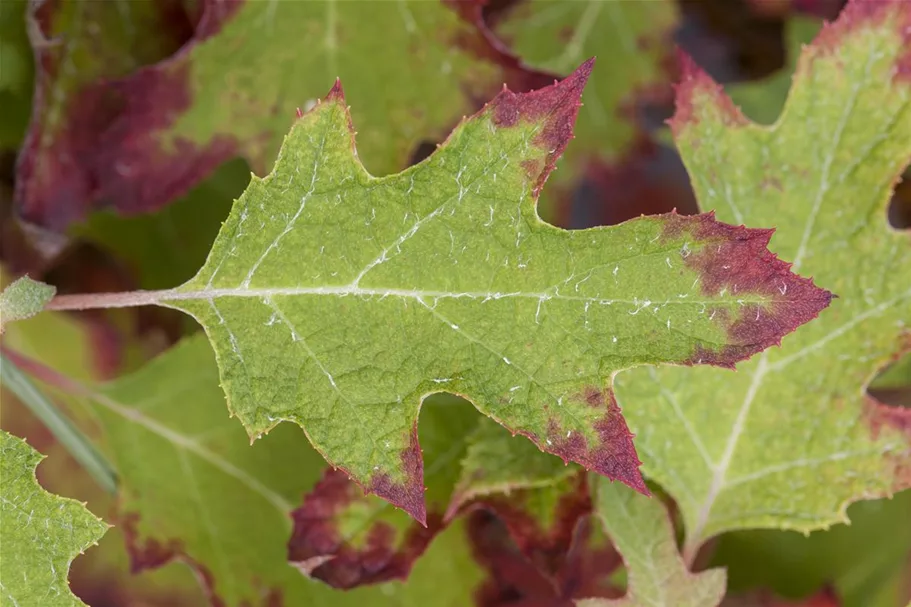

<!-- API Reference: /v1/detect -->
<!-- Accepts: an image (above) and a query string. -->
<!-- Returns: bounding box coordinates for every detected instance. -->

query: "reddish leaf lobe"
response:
[15,0,243,230]
[660,212,834,369]
[490,57,594,198]
[365,423,426,525]
[287,468,441,590]
[540,389,648,495]
[813,0,911,84]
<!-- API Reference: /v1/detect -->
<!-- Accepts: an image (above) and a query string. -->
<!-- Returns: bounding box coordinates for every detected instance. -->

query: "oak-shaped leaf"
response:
[613,0,911,561]
[150,60,831,523]
[579,479,726,607]
[0,430,108,606]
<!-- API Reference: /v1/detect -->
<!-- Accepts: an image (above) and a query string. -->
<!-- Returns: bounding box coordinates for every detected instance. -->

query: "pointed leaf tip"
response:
[366,425,426,526]
[669,50,748,136]
[488,58,594,197]
[327,77,345,101]
[536,388,648,495]
[659,213,834,368]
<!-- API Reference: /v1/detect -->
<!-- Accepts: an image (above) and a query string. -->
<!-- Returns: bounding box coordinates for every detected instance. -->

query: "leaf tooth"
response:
[668,50,749,137]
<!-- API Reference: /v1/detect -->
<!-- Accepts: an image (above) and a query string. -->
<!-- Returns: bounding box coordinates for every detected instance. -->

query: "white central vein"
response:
[161,285,780,307]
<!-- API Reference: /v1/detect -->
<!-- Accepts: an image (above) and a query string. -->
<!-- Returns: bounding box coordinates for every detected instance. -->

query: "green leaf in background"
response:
[0,274,55,331]
[715,491,911,607]
[0,351,117,494]
[580,480,726,607]
[614,0,911,561]
[79,334,483,605]
[721,588,840,606]
[15,0,192,227]
[0,0,33,148]
[870,353,911,391]
[449,416,579,512]
[492,0,677,221]
[15,0,509,228]
[157,64,829,522]
[0,430,108,606]
[1,282,228,605]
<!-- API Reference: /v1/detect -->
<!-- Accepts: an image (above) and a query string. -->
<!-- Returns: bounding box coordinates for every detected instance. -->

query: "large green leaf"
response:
[492,0,677,221]
[0,430,108,606]
[580,480,726,607]
[614,0,911,560]
[126,63,832,522]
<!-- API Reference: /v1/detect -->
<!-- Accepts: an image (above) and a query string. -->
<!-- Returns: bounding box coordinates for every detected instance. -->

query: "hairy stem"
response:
[45,289,172,311]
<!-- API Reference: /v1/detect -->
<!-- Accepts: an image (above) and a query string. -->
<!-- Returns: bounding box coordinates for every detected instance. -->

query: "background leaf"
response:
[715,491,911,607]
[80,334,485,605]
[580,480,726,607]
[0,274,55,330]
[15,0,513,229]
[614,0,911,561]
[0,429,108,606]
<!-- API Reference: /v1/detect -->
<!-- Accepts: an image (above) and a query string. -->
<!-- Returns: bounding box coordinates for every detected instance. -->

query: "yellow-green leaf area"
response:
[0,275,55,332]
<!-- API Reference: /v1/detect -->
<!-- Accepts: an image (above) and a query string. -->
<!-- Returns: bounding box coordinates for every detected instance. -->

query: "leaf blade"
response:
[164,62,831,522]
